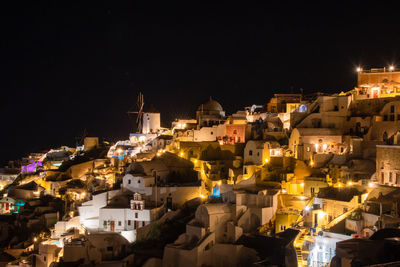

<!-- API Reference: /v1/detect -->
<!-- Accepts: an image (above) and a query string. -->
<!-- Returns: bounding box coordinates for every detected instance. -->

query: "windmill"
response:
[127,92,145,133]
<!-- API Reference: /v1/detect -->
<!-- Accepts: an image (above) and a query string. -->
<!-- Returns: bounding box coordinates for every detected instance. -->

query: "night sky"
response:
[1,2,400,164]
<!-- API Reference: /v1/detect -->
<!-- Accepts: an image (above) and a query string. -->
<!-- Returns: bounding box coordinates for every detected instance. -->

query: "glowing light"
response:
[138,136,146,142]
[264,158,269,163]
[322,144,327,150]
[347,181,353,186]
[282,189,287,194]
[200,194,206,199]
[305,206,310,211]
[81,192,86,198]
[369,182,374,188]
[117,149,123,154]
[314,144,319,150]
[33,237,38,242]
[299,195,305,200]
[156,152,162,157]
[217,181,222,186]
[180,152,184,157]
[310,161,314,167]
[356,67,362,72]
[162,149,166,153]
[318,210,326,219]
[338,183,342,188]
[300,183,304,187]
[194,159,198,164]
[389,65,395,71]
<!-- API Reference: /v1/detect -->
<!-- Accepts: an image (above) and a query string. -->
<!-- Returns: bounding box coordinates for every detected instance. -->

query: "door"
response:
[110,221,115,231]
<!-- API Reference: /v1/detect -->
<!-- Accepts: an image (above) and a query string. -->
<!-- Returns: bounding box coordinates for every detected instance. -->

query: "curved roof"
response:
[197,98,223,111]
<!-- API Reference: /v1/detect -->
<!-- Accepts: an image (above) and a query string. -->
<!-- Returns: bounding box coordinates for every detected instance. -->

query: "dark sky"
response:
[1,1,400,164]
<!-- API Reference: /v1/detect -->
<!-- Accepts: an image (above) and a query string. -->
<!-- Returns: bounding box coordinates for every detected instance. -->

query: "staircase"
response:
[294,230,307,267]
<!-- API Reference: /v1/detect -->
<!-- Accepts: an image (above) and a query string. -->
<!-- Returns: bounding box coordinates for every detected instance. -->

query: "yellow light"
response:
[138,136,146,142]
[264,158,269,163]
[162,149,166,153]
[33,237,38,242]
[310,161,314,167]
[369,182,374,188]
[81,192,86,198]
[338,183,342,188]
[180,152,184,157]
[217,181,222,186]
[322,144,327,150]
[156,152,161,157]
[389,65,395,71]
[356,67,362,72]
[314,144,319,150]
[300,183,304,187]
[318,210,326,219]
[347,181,353,186]
[299,195,305,200]
[200,194,206,199]
[194,159,198,164]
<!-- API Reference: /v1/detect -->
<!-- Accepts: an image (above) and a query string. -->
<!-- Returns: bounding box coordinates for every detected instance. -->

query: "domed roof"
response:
[197,97,223,111]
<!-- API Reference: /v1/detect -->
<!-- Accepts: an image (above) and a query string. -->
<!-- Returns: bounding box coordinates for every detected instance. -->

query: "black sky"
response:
[1,1,400,164]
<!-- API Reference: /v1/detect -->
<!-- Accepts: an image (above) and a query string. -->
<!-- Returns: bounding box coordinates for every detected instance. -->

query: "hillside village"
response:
[3,67,400,266]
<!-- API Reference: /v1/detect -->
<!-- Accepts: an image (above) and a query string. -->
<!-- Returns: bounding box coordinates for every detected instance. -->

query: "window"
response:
[135,212,138,218]
[233,130,237,134]
[44,256,46,262]
[343,207,348,213]
[381,172,385,183]
[128,179,131,184]
[389,172,393,183]
[210,131,213,135]
[390,114,395,121]
[103,221,107,227]
[391,105,395,113]
[118,221,121,226]
[397,173,399,185]
[249,150,253,156]
[257,152,260,156]
[128,220,131,226]
[107,246,113,252]
[384,115,388,121]
[306,147,311,152]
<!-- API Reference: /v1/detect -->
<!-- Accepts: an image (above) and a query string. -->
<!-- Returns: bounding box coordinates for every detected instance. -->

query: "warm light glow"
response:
[217,181,222,186]
[356,67,362,72]
[369,182,374,188]
[33,237,38,242]
[389,65,395,71]
[299,195,305,200]
[318,210,326,219]
[200,194,206,199]
[338,183,342,188]
[264,158,269,163]
[347,181,353,186]
[81,192,86,198]
[138,136,146,142]
[310,161,314,167]
[194,159,198,164]
[322,144,327,150]
[300,183,304,187]
[314,144,319,150]
[156,152,161,157]
[305,206,310,211]
[117,149,123,154]
[180,152,184,157]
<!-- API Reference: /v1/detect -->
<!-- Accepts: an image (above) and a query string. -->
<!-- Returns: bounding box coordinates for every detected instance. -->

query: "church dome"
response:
[197,98,223,111]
